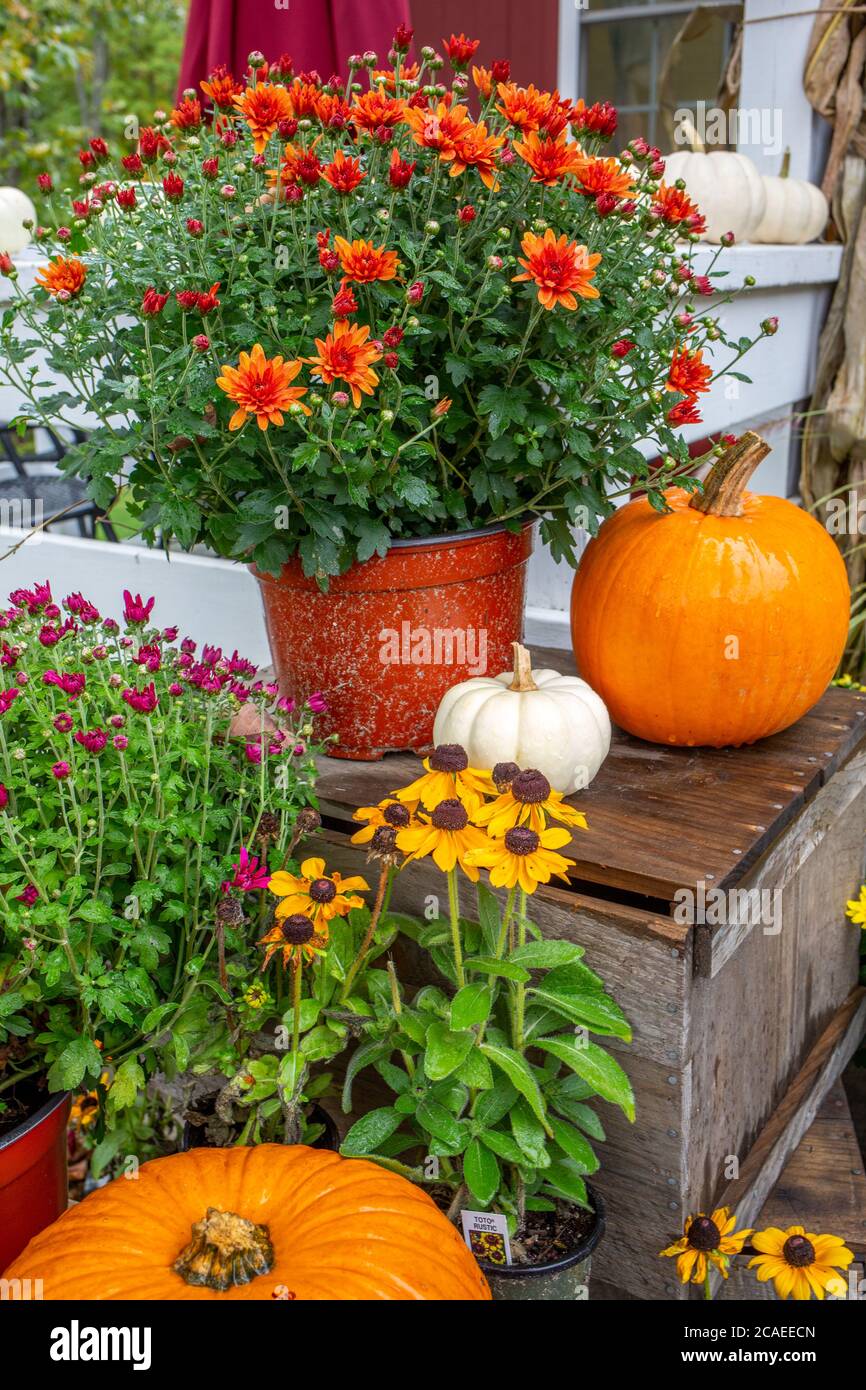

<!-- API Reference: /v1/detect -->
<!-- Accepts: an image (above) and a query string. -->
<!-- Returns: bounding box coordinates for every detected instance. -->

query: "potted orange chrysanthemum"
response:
[0,30,767,757]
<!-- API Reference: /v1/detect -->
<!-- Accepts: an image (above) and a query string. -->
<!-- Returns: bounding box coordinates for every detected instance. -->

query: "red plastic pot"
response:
[0,1090,70,1273]
[253,523,534,759]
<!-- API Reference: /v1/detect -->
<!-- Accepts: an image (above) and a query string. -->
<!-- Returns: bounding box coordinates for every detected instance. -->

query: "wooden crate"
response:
[310,648,866,1299]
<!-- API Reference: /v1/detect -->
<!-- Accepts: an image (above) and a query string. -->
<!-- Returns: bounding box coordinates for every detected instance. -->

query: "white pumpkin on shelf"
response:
[433,643,611,795]
[753,150,828,245]
[0,187,36,256]
[664,121,765,244]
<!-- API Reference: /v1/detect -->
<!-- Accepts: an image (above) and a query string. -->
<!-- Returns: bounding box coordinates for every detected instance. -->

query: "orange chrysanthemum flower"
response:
[513,229,601,311]
[287,80,321,120]
[322,149,366,194]
[216,343,311,431]
[307,320,383,407]
[402,100,473,157]
[667,344,712,399]
[495,82,551,134]
[653,182,707,234]
[447,121,504,189]
[314,91,353,127]
[513,130,584,186]
[472,65,493,99]
[200,67,242,109]
[36,256,87,299]
[575,155,635,199]
[351,87,406,131]
[333,235,399,284]
[233,83,293,153]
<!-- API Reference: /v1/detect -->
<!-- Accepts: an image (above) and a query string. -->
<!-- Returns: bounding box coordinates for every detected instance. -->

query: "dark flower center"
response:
[371,825,398,855]
[493,761,520,793]
[504,826,540,857]
[382,801,410,828]
[511,769,551,804]
[309,877,336,903]
[687,1216,721,1253]
[216,897,244,927]
[280,914,315,945]
[782,1235,815,1268]
[431,798,468,831]
[429,743,468,773]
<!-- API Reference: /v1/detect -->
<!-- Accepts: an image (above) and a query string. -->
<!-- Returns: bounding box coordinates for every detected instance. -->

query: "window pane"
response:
[582,15,729,148]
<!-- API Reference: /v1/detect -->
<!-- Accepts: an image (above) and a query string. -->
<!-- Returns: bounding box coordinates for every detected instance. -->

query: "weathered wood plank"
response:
[315,646,866,906]
[695,748,866,977]
[711,988,866,1243]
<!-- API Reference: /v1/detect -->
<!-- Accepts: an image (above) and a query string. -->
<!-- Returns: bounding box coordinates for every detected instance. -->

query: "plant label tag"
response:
[460,1210,512,1267]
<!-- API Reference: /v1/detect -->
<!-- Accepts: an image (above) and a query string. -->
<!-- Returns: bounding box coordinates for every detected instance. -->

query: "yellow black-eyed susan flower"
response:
[268,856,368,932]
[391,744,493,815]
[465,823,575,893]
[748,1225,854,1300]
[660,1207,752,1286]
[473,767,588,837]
[395,798,489,879]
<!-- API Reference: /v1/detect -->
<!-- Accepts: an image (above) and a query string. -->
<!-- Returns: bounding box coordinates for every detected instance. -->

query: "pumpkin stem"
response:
[780,147,791,179]
[678,116,705,155]
[508,642,538,692]
[174,1207,274,1290]
[688,431,771,518]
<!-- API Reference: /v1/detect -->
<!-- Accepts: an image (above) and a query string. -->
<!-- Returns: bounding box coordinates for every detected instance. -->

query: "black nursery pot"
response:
[480,1187,606,1301]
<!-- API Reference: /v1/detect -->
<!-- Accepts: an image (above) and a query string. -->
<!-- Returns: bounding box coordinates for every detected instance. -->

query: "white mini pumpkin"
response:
[0,187,36,256]
[753,152,827,245]
[433,643,611,794]
[663,123,765,243]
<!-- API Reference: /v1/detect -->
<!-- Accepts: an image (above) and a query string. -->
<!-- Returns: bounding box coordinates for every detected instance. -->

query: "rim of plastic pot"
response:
[0,1088,69,1153]
[480,1185,606,1278]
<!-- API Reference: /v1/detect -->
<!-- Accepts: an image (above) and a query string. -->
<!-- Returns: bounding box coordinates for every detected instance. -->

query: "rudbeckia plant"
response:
[0,580,324,1135]
[0,32,770,580]
[336,744,634,1268]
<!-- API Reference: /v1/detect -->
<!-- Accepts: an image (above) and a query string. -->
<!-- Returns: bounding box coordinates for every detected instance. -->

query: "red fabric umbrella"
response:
[178,0,412,94]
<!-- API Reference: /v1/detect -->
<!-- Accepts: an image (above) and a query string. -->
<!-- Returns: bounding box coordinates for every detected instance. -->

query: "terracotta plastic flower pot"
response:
[479,1187,606,1301]
[0,1089,70,1274]
[253,522,535,760]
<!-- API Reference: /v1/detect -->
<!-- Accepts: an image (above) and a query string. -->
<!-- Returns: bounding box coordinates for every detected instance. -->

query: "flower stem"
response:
[340,863,391,1002]
[447,868,466,989]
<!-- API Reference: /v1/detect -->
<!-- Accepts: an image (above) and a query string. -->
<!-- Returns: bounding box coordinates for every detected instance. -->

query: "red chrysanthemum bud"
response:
[186,218,204,237]
[690,275,713,296]
[611,339,635,358]
[388,151,416,188]
[141,288,169,317]
[162,172,184,201]
[618,199,636,219]
[220,183,237,200]
[383,326,403,347]
[201,157,219,179]
[121,153,143,176]
[332,283,358,317]
[0,253,14,276]
[78,149,95,167]
[595,191,618,217]
[319,249,340,272]
[393,23,414,51]
[192,333,210,352]
[89,136,109,160]
[491,59,511,83]
[720,230,735,246]
[175,290,199,311]
[443,33,480,67]
[407,280,424,304]
[384,352,399,369]
[375,123,394,145]
[36,172,53,193]
[761,316,779,336]
[277,117,299,141]
[116,187,136,210]
[56,226,72,241]
[332,390,350,407]
[457,204,476,223]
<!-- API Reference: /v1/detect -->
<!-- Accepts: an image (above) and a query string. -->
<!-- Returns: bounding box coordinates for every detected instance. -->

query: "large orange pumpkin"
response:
[571,433,850,747]
[5,1145,491,1301]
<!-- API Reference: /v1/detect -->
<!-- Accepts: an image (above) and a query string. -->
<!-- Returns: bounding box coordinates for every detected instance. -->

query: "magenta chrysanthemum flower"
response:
[43,671,86,698]
[0,687,20,715]
[16,885,38,905]
[53,713,73,733]
[0,783,8,809]
[122,682,159,714]
[74,728,108,755]
[221,845,271,894]
[52,761,71,779]
[307,692,328,713]
[122,590,155,625]
[113,735,129,751]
